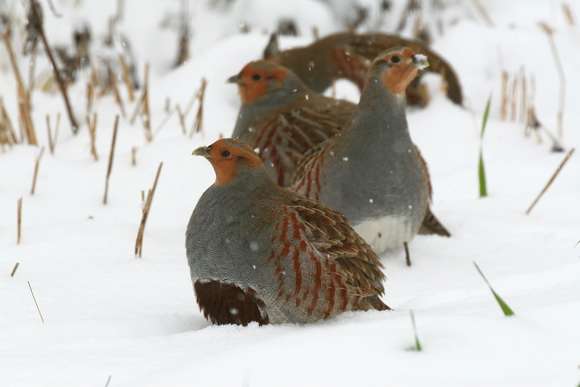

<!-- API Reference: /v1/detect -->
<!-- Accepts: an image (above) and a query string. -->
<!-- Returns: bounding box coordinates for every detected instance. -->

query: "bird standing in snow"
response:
[186,139,389,325]
[229,59,449,240]
[264,32,463,107]
[290,47,434,255]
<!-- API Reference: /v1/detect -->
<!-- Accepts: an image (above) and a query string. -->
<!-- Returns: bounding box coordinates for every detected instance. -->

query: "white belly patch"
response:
[353,215,415,254]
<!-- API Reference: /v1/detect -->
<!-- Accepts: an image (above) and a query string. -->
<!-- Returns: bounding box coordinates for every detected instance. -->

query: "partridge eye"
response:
[221,150,231,158]
[252,74,261,81]
[390,55,401,64]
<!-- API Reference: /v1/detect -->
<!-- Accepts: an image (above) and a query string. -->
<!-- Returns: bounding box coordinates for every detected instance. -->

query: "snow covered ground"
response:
[1,1,579,386]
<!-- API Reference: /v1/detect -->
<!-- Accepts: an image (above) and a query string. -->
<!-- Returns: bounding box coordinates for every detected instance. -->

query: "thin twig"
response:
[134,162,163,257]
[539,22,566,144]
[526,148,575,215]
[141,63,153,142]
[29,0,78,134]
[472,0,494,27]
[27,281,45,323]
[562,3,576,26]
[409,310,422,351]
[17,198,22,244]
[119,54,134,102]
[30,147,45,195]
[190,78,207,136]
[109,66,126,118]
[2,32,37,145]
[131,146,137,167]
[175,104,187,135]
[11,262,20,277]
[87,113,99,161]
[103,116,120,205]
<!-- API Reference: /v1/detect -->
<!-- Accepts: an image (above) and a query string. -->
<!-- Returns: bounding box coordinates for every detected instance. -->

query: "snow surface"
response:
[1,1,580,386]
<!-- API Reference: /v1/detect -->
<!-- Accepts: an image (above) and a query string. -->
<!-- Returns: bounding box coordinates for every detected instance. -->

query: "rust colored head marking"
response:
[231,61,290,104]
[194,139,263,185]
[374,47,427,96]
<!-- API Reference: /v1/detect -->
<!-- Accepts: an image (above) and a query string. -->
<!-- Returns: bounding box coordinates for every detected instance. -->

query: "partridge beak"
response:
[412,54,429,70]
[192,146,210,158]
[227,73,241,84]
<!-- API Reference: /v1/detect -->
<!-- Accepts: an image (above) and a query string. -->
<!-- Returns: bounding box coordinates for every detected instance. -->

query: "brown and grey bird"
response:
[228,60,355,186]
[228,60,449,239]
[290,47,441,255]
[186,139,389,326]
[264,32,463,107]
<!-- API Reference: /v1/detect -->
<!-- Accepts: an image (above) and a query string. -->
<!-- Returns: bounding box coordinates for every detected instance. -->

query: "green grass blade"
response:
[473,262,515,317]
[478,150,488,198]
[480,95,492,139]
[410,310,422,351]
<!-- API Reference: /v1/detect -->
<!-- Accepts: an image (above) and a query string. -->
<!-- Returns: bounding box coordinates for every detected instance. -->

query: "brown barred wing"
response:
[266,197,388,321]
[254,101,353,186]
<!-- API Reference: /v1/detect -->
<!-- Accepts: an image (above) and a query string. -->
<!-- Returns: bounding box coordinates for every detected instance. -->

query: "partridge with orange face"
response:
[229,60,354,186]
[290,47,435,254]
[186,139,389,325]
[264,32,463,107]
[229,60,449,238]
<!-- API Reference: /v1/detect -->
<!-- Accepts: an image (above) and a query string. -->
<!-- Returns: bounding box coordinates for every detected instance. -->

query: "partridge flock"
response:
[186,32,461,326]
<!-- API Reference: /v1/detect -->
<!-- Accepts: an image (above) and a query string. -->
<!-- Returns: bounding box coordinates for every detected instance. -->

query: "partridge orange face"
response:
[193,139,263,186]
[374,47,429,95]
[227,61,290,104]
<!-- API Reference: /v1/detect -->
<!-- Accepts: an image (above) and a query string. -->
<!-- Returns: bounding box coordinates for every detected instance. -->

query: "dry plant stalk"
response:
[29,0,79,134]
[30,147,45,195]
[109,66,126,118]
[103,115,120,205]
[86,71,95,114]
[500,71,509,121]
[10,262,20,277]
[0,97,19,145]
[526,148,575,215]
[472,0,494,27]
[191,78,207,136]
[510,75,518,122]
[27,281,45,323]
[2,32,37,145]
[519,68,528,124]
[176,104,187,135]
[141,63,153,142]
[134,162,164,257]
[562,3,576,26]
[45,114,59,154]
[131,146,137,167]
[17,197,22,244]
[87,113,99,161]
[129,92,144,124]
[539,22,566,143]
[119,54,134,102]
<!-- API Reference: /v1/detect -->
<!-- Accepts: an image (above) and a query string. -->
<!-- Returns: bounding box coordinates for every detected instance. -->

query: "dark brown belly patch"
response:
[194,280,269,326]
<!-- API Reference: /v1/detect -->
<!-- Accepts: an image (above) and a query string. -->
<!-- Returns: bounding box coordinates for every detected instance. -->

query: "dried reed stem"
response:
[2,32,37,145]
[30,147,45,195]
[191,78,207,136]
[141,63,153,142]
[562,3,576,26]
[45,114,58,154]
[109,66,126,118]
[17,198,22,244]
[510,76,518,122]
[10,262,20,277]
[87,113,99,161]
[134,162,163,257]
[526,148,575,215]
[176,104,187,135]
[27,281,45,323]
[119,54,134,102]
[539,22,566,143]
[472,0,494,27]
[29,0,78,134]
[0,97,18,145]
[131,146,137,167]
[103,115,120,205]
[500,71,508,121]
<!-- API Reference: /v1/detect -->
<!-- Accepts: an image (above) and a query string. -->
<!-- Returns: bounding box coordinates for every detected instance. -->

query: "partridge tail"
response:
[359,295,391,312]
[419,207,451,237]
